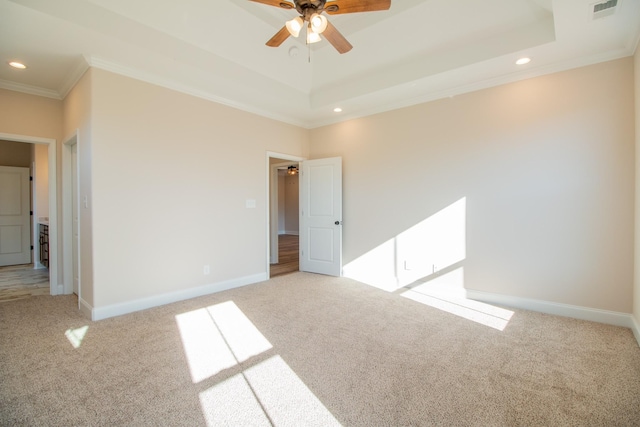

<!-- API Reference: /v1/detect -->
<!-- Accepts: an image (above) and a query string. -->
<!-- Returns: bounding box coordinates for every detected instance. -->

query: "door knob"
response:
[335,220,341,225]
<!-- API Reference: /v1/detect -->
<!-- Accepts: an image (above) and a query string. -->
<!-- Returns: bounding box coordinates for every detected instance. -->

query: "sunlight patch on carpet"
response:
[176,301,272,384]
[200,355,341,427]
[65,325,89,349]
[402,271,513,331]
[199,374,271,426]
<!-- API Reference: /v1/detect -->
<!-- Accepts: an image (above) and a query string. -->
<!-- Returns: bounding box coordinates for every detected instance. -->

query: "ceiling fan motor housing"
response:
[295,0,328,18]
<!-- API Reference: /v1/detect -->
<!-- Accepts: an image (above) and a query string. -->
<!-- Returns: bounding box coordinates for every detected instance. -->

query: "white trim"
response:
[266,152,305,277]
[308,49,636,129]
[0,79,61,100]
[79,297,92,319]
[0,133,55,145]
[31,159,40,269]
[631,316,640,347]
[85,55,307,129]
[58,60,89,100]
[0,132,58,295]
[270,160,300,263]
[91,273,268,321]
[62,131,80,298]
[467,289,635,329]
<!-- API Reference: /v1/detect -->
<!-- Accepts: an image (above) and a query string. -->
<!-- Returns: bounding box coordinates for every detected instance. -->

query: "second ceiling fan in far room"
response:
[249,0,391,54]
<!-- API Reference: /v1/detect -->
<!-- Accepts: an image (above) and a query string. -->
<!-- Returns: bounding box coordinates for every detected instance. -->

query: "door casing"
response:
[0,132,58,294]
[266,152,305,276]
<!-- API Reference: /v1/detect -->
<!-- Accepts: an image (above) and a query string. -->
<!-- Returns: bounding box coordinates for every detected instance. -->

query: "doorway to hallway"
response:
[268,156,300,278]
[270,234,299,277]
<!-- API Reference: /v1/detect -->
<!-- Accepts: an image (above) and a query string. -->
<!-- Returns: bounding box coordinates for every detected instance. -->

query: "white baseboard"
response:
[79,297,93,319]
[466,289,636,331]
[91,273,268,321]
[284,230,299,236]
[631,315,640,348]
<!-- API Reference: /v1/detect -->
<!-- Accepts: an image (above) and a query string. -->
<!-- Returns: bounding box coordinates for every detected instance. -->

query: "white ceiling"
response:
[1,0,639,128]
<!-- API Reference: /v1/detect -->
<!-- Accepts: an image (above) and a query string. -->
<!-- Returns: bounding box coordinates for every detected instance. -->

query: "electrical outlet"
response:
[203,265,210,275]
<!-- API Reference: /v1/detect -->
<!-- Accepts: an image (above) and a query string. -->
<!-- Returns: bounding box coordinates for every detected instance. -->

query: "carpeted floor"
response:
[1,272,639,426]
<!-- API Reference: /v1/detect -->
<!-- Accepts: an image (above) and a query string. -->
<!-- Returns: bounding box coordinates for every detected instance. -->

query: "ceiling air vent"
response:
[591,0,618,19]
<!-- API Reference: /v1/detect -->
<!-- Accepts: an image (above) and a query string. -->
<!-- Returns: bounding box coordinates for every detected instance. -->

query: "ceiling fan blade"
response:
[249,0,294,9]
[266,26,291,47]
[322,21,353,54]
[325,0,391,14]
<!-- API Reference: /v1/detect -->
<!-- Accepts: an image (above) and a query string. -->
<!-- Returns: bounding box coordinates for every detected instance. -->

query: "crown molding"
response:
[58,58,90,100]
[83,55,308,129]
[1,44,635,130]
[307,46,637,129]
[0,78,61,100]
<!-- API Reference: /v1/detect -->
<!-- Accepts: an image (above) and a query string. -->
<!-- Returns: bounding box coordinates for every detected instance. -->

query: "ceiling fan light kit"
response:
[310,13,328,33]
[286,16,304,37]
[307,25,322,44]
[251,0,391,54]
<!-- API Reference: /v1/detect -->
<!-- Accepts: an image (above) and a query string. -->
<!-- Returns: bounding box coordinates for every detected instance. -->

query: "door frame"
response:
[0,132,58,294]
[62,130,80,300]
[269,160,299,264]
[266,152,305,276]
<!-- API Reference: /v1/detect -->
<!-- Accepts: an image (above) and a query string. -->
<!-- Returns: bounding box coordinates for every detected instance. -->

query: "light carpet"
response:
[1,272,639,426]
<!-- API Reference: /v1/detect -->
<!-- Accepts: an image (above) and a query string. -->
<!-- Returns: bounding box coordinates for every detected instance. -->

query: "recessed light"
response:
[333,107,342,113]
[516,57,531,65]
[8,61,27,69]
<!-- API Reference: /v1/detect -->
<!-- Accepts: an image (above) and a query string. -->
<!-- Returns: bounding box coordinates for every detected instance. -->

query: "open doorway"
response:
[267,153,304,278]
[0,133,58,297]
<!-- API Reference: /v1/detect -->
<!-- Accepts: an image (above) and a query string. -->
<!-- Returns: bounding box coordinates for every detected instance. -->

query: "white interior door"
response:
[71,144,80,294]
[300,157,342,276]
[0,166,31,266]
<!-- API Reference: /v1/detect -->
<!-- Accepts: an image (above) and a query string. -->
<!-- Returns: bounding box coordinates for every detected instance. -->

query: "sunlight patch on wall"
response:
[176,301,272,384]
[65,325,89,349]
[342,238,398,291]
[401,268,514,331]
[344,197,466,291]
[199,355,341,427]
[397,197,466,286]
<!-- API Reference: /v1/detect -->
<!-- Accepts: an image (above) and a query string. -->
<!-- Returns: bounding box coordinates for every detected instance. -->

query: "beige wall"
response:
[0,140,31,167]
[34,143,49,220]
[0,89,62,282]
[88,68,308,307]
[284,174,299,234]
[0,89,62,141]
[0,55,635,318]
[310,58,635,313]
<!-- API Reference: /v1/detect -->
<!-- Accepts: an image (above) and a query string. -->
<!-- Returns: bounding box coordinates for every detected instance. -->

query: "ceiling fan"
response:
[249,0,391,54]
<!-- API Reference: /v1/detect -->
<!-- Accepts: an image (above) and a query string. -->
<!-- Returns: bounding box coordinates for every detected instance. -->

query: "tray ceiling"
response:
[1,0,638,128]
